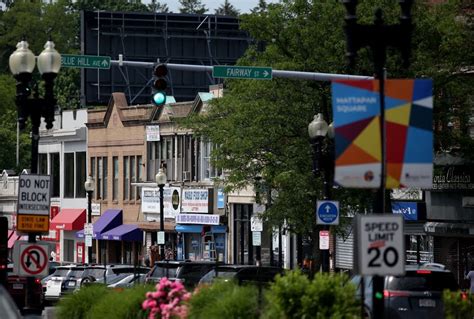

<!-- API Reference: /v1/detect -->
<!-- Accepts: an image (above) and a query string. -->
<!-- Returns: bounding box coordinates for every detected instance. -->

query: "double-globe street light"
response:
[9,38,61,312]
[84,175,95,264]
[155,168,167,261]
[308,113,334,273]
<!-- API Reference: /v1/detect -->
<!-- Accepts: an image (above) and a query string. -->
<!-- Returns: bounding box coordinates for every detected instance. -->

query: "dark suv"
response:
[351,263,459,319]
[145,261,221,288]
[199,265,283,285]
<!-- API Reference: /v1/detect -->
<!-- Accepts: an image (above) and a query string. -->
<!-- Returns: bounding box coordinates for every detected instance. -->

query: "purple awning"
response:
[99,224,143,241]
[76,209,123,239]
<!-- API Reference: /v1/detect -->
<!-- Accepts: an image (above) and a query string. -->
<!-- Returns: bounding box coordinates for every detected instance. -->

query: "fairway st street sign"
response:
[17,174,51,233]
[61,54,111,69]
[213,66,272,80]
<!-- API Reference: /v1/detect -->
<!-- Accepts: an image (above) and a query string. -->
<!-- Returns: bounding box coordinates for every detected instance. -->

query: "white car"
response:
[44,265,83,302]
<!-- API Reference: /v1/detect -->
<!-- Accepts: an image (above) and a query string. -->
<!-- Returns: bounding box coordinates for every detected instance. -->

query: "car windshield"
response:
[84,268,105,278]
[200,269,238,283]
[151,265,178,278]
[387,271,458,291]
[53,269,70,277]
[68,269,85,278]
[107,273,131,285]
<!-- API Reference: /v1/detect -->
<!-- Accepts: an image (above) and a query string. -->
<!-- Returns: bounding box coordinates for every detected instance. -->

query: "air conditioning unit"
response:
[182,171,191,181]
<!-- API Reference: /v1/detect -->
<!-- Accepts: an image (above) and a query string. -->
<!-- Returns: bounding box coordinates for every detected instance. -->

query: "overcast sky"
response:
[148,0,281,14]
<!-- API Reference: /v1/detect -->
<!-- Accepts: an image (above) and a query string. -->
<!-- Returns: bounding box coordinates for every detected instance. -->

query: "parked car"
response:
[44,264,81,302]
[199,265,284,285]
[145,261,222,288]
[351,263,459,319]
[0,284,22,319]
[107,273,147,289]
[6,263,44,314]
[85,264,150,284]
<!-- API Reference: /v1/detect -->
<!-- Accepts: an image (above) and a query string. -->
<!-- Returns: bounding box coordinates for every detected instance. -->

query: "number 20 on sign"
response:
[355,214,405,276]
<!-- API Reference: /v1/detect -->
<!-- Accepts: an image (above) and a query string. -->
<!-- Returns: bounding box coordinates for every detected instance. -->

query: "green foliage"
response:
[56,284,110,319]
[263,271,358,319]
[215,0,240,17]
[179,0,207,14]
[443,290,474,319]
[88,285,154,319]
[188,280,260,319]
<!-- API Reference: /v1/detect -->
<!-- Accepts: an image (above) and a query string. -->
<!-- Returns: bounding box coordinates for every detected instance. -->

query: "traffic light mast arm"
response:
[111,60,373,82]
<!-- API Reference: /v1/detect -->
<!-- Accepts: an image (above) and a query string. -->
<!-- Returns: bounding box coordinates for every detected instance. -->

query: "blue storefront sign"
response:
[391,201,418,221]
[217,188,225,209]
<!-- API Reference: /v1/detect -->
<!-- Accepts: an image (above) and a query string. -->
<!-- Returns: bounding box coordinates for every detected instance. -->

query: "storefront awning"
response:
[175,225,227,234]
[50,208,86,231]
[76,209,122,239]
[99,224,143,241]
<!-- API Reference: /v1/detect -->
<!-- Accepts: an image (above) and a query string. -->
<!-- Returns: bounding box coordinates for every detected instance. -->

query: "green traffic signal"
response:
[152,91,166,106]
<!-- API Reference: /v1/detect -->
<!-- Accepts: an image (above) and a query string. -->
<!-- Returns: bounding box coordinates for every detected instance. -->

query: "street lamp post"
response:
[84,175,95,264]
[342,2,414,318]
[308,113,334,273]
[155,168,167,261]
[9,38,61,313]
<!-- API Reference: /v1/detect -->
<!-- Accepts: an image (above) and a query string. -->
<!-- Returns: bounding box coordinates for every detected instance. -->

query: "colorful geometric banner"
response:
[331,79,433,189]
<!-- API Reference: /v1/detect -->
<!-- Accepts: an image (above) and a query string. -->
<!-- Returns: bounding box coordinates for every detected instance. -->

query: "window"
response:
[76,152,86,198]
[64,153,75,198]
[123,156,129,200]
[92,156,108,200]
[51,153,60,197]
[130,156,136,200]
[201,140,222,180]
[90,157,96,199]
[113,157,118,201]
[38,154,47,175]
[63,239,74,262]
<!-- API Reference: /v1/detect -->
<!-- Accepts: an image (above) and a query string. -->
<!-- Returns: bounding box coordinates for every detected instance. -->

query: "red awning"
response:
[8,231,20,249]
[50,208,86,231]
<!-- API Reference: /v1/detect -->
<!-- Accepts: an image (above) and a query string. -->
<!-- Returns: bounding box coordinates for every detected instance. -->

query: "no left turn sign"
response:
[18,243,49,277]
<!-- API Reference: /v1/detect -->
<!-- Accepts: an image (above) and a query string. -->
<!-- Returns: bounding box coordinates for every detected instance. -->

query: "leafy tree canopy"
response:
[179,0,207,14]
[181,0,474,237]
[215,0,240,17]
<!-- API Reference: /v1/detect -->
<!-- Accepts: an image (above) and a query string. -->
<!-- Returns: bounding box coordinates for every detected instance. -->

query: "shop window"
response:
[75,152,86,198]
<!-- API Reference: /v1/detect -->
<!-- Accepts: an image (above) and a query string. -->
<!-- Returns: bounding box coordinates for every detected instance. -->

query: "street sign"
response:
[316,200,339,225]
[250,215,263,232]
[18,242,49,277]
[61,54,111,69]
[355,214,405,276]
[252,231,261,246]
[84,223,93,236]
[213,66,272,80]
[157,231,165,245]
[17,174,51,233]
[85,235,92,247]
[319,230,329,250]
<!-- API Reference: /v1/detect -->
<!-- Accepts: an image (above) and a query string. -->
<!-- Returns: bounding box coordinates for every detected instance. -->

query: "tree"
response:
[148,0,169,13]
[251,0,267,14]
[215,0,240,17]
[179,0,207,15]
[181,0,474,266]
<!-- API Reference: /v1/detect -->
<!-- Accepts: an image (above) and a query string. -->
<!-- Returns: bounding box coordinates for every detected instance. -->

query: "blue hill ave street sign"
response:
[316,200,339,225]
[212,66,272,80]
[61,54,111,69]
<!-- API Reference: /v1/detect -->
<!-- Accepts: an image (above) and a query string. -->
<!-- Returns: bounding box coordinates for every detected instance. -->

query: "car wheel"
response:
[80,276,96,286]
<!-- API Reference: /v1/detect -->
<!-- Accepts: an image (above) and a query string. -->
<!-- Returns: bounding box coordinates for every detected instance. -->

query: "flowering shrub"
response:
[142,277,191,319]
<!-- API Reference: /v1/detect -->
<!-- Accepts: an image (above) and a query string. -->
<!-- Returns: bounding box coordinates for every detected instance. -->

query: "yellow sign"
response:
[17,215,49,233]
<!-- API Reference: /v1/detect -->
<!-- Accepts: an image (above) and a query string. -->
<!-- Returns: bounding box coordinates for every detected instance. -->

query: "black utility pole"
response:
[156,168,166,261]
[342,1,414,318]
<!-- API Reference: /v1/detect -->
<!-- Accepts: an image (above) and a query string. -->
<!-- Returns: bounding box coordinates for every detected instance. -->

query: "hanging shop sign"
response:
[181,189,213,214]
[141,187,181,219]
[176,214,219,225]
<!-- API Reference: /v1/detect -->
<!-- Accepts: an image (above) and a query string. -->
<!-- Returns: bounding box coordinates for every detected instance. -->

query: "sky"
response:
[149,0,280,14]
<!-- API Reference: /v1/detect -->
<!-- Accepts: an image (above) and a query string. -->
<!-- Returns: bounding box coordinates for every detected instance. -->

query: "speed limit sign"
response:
[354,214,405,276]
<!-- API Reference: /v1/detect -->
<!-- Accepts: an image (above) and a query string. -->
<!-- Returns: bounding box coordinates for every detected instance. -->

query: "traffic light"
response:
[152,64,168,106]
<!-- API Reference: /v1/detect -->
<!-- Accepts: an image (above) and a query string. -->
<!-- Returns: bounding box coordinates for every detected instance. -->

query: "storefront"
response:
[76,209,123,264]
[50,208,86,263]
[175,188,227,262]
[99,224,143,264]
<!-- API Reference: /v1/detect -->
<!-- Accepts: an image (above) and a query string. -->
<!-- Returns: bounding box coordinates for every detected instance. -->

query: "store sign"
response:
[217,189,225,209]
[181,189,211,213]
[391,201,418,221]
[146,125,160,141]
[432,165,474,191]
[141,187,181,218]
[176,214,219,225]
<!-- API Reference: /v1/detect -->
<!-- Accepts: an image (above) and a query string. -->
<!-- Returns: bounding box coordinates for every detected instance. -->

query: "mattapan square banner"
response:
[332,79,433,189]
